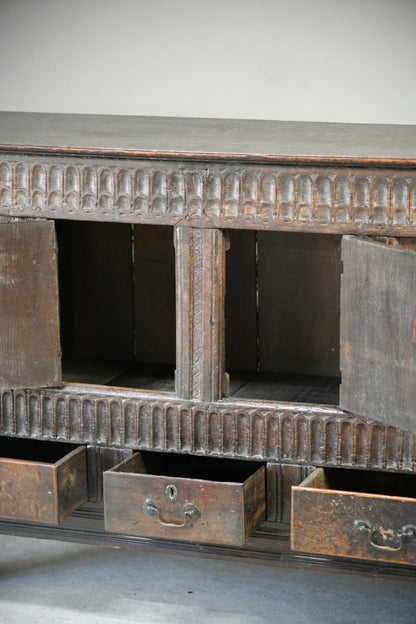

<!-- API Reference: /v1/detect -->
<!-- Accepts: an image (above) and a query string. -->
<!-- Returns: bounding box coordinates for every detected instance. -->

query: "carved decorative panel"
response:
[1,156,416,233]
[1,388,415,473]
[175,227,226,401]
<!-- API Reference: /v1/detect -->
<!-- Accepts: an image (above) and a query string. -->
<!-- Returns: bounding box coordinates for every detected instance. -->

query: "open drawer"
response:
[291,468,416,565]
[103,452,265,546]
[0,438,87,524]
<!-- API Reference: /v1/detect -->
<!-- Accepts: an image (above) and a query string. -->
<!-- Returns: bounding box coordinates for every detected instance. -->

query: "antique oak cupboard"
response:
[0,112,416,572]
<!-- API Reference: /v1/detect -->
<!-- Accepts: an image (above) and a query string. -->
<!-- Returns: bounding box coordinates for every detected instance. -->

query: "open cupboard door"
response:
[340,235,416,435]
[0,219,61,389]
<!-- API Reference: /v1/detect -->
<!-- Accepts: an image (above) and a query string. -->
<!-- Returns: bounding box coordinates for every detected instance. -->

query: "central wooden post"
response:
[175,226,227,402]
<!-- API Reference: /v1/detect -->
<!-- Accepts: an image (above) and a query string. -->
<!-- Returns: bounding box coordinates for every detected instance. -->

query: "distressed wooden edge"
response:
[2,143,416,168]
[1,506,416,576]
[175,227,226,401]
[2,155,416,233]
[0,387,415,473]
[56,446,88,523]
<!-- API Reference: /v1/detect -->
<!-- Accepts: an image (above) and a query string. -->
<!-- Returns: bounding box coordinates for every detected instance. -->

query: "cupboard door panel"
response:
[340,236,416,434]
[0,220,61,389]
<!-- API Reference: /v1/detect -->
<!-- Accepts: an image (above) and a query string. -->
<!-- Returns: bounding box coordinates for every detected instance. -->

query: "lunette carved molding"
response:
[1,155,416,233]
[1,387,415,473]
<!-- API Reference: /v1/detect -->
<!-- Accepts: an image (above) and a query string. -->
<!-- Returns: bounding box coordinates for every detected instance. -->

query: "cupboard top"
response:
[1,112,416,167]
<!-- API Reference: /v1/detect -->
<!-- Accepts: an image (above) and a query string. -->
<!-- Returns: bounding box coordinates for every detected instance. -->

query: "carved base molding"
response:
[0,507,415,578]
[1,386,415,472]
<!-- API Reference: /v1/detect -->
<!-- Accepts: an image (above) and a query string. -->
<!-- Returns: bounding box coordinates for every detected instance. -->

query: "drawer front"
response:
[0,444,87,524]
[291,469,416,565]
[103,453,265,546]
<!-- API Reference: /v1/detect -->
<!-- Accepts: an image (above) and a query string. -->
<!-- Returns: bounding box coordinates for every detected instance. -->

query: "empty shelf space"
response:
[229,372,340,405]
[109,363,175,392]
[62,359,175,392]
[225,230,342,406]
[56,221,176,394]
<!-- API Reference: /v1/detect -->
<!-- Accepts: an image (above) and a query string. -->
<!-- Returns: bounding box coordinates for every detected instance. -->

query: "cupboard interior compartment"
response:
[56,221,176,392]
[225,230,341,405]
[0,437,87,524]
[103,451,266,546]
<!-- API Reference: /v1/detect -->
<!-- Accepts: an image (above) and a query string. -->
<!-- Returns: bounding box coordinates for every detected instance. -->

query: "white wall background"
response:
[0,0,415,124]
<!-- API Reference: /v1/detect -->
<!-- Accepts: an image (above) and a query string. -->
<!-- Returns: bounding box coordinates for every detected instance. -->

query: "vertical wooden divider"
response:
[175,226,227,402]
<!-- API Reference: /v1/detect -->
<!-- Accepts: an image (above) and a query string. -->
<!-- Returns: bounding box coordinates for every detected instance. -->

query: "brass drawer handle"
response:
[354,519,416,552]
[144,498,200,528]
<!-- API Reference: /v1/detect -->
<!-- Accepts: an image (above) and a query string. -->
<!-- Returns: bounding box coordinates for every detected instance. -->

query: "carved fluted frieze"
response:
[1,155,416,233]
[0,387,415,473]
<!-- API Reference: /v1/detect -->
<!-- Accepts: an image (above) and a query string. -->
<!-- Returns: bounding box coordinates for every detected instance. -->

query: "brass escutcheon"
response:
[165,483,178,503]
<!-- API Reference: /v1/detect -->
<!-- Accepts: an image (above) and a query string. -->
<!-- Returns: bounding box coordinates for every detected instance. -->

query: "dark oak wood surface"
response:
[1,113,416,576]
[104,452,265,546]
[1,112,416,166]
[0,220,61,389]
[340,236,416,435]
[291,468,416,565]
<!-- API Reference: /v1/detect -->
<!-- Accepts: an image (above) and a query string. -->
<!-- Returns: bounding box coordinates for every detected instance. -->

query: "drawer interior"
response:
[0,437,81,464]
[56,221,176,392]
[303,467,416,499]
[112,451,264,483]
[226,230,341,405]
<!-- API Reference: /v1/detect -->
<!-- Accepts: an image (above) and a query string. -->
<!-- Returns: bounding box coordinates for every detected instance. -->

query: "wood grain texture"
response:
[175,227,226,401]
[266,463,314,523]
[0,440,86,524]
[291,468,416,565]
[0,220,61,389]
[1,501,416,578]
[56,446,88,522]
[1,112,416,166]
[104,452,265,545]
[2,156,416,234]
[0,387,415,472]
[0,458,56,523]
[134,225,175,366]
[340,236,416,435]
[225,230,257,372]
[2,502,416,578]
[258,232,341,377]
[231,372,339,405]
[86,445,133,502]
[56,220,134,363]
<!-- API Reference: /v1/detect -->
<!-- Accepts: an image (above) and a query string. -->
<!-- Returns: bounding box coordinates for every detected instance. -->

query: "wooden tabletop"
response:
[0,111,415,166]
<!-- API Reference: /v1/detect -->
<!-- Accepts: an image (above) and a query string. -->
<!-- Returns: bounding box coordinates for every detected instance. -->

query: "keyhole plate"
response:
[165,484,178,503]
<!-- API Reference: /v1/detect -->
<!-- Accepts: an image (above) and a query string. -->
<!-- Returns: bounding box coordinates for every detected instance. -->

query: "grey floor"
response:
[0,535,415,624]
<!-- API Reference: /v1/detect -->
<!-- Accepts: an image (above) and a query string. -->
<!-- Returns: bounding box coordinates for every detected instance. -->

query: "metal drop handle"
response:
[353,519,416,552]
[144,498,200,528]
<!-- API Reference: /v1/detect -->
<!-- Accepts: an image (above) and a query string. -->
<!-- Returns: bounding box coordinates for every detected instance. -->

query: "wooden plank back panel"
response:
[340,236,416,434]
[0,220,61,389]
[134,225,175,365]
[258,232,341,377]
[225,229,257,372]
[57,221,134,363]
